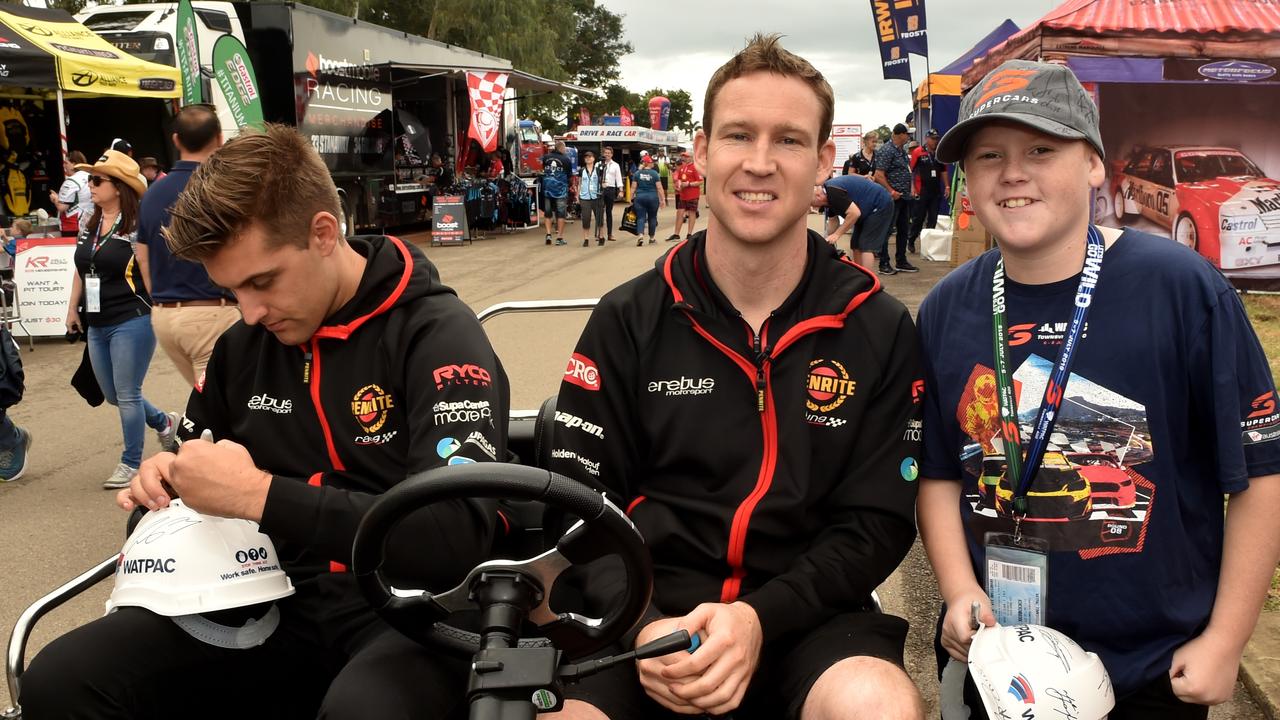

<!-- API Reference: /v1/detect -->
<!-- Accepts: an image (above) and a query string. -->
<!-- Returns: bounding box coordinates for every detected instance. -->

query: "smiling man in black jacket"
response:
[549,35,924,720]
[21,125,508,719]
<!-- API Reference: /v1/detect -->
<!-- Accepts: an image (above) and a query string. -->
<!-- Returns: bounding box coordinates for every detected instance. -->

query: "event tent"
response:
[962,0,1280,89]
[0,3,179,157]
[914,19,1019,137]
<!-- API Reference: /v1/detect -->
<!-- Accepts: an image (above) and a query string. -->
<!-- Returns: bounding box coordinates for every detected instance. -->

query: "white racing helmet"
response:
[940,623,1114,720]
[106,500,295,649]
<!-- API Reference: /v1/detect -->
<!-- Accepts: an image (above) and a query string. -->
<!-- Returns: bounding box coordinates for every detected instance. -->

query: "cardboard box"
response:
[950,211,993,267]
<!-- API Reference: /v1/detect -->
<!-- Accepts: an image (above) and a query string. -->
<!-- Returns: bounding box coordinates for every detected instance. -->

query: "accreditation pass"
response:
[984,533,1048,625]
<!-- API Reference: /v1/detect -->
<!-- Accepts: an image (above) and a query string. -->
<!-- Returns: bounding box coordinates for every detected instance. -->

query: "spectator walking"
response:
[631,151,664,246]
[600,146,623,241]
[667,151,702,241]
[541,140,572,246]
[50,151,92,237]
[657,151,671,201]
[64,150,176,489]
[134,103,237,389]
[578,149,605,247]
[908,129,949,252]
[873,123,919,275]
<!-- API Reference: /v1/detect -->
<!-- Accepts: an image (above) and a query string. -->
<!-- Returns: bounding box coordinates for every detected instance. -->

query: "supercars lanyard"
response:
[991,225,1105,535]
[89,215,122,271]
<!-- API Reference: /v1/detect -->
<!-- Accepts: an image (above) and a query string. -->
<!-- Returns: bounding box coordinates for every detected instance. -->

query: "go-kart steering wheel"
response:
[352,463,652,660]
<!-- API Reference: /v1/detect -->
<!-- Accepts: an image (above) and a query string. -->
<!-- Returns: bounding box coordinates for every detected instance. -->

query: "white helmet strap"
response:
[171,604,282,650]
[939,658,975,720]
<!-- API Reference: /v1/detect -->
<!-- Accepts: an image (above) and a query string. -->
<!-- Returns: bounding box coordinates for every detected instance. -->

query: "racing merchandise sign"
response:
[431,195,469,246]
[13,237,77,337]
[465,71,508,153]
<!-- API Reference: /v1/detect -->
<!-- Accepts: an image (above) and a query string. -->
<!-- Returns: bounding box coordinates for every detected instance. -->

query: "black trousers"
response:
[879,195,913,266]
[602,187,619,236]
[20,604,468,720]
[909,193,941,242]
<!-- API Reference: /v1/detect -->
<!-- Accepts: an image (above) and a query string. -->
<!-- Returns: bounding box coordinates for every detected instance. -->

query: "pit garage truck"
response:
[75,1,584,232]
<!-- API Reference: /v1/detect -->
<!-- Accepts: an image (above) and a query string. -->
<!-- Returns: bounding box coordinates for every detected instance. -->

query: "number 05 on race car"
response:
[1110,145,1280,270]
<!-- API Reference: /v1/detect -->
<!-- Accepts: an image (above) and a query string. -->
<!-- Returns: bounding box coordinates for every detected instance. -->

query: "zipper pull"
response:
[756,365,766,412]
[302,350,312,384]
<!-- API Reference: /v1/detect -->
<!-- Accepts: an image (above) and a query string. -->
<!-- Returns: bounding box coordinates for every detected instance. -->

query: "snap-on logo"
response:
[433,363,491,390]
[564,353,601,391]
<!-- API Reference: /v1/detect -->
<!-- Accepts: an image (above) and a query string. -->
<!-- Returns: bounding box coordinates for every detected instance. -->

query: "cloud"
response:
[604,0,1055,132]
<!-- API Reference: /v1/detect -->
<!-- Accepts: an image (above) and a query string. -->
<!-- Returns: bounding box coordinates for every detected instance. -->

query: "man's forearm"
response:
[1205,474,1280,653]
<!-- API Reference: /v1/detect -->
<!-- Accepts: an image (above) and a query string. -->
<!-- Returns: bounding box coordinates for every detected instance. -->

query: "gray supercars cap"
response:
[936,59,1104,164]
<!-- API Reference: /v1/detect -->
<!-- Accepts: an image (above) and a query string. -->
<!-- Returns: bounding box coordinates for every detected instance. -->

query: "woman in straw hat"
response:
[65,150,178,489]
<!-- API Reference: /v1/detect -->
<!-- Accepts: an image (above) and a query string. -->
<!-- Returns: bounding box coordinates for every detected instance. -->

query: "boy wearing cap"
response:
[916,59,1280,717]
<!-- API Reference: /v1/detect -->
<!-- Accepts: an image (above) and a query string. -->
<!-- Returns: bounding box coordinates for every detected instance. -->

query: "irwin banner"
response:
[870,0,912,82]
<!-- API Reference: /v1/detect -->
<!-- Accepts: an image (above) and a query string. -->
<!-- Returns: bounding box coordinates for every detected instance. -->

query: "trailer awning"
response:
[390,63,594,96]
[0,3,179,99]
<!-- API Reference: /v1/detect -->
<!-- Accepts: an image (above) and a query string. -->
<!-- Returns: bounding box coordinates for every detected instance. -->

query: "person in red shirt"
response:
[666,151,703,241]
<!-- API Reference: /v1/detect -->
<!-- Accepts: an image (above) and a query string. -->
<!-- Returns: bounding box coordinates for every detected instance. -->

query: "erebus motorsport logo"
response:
[564,353,601,391]
[351,384,395,433]
[648,376,715,397]
[806,359,856,413]
[247,393,292,414]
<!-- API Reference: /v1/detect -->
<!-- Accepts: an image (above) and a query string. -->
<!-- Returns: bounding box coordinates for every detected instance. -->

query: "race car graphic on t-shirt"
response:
[957,355,1155,558]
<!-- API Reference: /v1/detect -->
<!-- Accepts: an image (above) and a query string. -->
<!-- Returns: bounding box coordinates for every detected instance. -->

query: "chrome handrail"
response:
[476,298,599,325]
[4,556,117,718]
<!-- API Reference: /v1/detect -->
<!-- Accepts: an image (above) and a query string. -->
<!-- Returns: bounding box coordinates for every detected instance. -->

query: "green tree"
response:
[559,0,631,90]
[869,124,891,142]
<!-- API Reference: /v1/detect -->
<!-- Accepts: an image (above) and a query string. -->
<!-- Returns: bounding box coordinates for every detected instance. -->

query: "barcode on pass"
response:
[990,560,1039,584]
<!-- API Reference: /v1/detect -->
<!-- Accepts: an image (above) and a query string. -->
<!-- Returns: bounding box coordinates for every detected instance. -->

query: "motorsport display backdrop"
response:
[960,0,1280,283]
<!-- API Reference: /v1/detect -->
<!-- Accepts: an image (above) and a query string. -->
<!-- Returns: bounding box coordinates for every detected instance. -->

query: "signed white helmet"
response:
[106,500,295,648]
[941,623,1114,720]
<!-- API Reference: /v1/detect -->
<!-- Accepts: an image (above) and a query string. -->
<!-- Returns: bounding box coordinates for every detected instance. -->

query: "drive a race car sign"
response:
[431,196,469,246]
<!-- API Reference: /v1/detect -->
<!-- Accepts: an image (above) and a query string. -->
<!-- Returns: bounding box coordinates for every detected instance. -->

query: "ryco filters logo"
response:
[805,359,856,413]
[351,384,394,433]
[564,352,601,391]
[433,363,491,390]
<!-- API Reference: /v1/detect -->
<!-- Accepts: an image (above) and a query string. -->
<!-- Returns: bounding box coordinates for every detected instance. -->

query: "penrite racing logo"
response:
[351,383,395,433]
[806,359,856,413]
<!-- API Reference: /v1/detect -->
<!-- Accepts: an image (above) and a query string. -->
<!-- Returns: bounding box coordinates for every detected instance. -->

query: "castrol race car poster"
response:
[1091,74,1280,282]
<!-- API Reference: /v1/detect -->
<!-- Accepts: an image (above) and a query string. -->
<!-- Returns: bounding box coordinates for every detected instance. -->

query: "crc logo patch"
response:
[433,363,491,390]
[564,352,601,391]
[805,359,856,413]
[351,384,394,433]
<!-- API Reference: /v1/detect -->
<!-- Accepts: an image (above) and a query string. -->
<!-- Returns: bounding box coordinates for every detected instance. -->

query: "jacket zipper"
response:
[307,339,345,472]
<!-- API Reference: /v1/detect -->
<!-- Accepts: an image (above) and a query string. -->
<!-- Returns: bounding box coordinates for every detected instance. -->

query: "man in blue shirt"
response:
[135,104,237,389]
[540,140,572,246]
[872,124,919,275]
[813,173,893,272]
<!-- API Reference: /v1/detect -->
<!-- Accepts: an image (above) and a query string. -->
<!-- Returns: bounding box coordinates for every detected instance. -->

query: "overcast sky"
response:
[601,0,1065,134]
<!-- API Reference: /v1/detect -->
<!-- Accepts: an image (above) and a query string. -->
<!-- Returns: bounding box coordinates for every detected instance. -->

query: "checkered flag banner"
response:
[466,71,509,152]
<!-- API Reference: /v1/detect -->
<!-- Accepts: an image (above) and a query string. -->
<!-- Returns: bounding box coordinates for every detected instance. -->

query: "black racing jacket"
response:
[551,231,921,644]
[184,236,508,600]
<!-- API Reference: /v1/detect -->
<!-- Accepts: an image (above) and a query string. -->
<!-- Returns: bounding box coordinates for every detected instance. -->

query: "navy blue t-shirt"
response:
[823,174,891,219]
[918,229,1280,698]
[541,152,571,199]
[135,160,230,303]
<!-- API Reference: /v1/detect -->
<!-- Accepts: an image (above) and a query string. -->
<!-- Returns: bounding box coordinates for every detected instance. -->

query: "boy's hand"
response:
[940,589,995,661]
[1170,632,1241,706]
